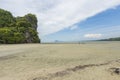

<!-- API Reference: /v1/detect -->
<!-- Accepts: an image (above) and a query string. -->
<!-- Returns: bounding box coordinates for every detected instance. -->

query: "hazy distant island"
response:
[0,8,40,44]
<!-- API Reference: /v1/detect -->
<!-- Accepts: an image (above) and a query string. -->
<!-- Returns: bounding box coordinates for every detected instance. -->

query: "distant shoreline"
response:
[41,41,120,44]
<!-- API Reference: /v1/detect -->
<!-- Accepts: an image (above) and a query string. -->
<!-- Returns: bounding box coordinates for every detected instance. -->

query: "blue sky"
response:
[0,0,120,42]
[43,5,120,42]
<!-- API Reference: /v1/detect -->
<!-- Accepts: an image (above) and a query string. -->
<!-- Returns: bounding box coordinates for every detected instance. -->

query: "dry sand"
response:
[0,41,120,80]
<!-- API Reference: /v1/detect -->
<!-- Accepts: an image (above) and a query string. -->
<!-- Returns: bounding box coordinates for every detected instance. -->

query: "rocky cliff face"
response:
[0,8,40,44]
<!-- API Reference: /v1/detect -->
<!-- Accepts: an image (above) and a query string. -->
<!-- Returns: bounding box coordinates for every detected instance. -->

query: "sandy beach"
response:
[0,41,120,80]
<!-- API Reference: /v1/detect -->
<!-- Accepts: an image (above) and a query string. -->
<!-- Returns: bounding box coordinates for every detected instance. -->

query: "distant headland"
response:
[98,37,120,41]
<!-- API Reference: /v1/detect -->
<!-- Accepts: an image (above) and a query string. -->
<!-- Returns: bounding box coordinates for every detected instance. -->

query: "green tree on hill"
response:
[0,9,15,27]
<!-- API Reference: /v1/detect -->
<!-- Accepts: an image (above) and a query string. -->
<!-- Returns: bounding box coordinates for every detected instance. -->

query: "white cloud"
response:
[84,34,102,38]
[0,0,120,37]
[70,25,78,30]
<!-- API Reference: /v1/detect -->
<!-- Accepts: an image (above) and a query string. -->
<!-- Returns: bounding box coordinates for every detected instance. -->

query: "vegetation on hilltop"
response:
[0,8,40,44]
